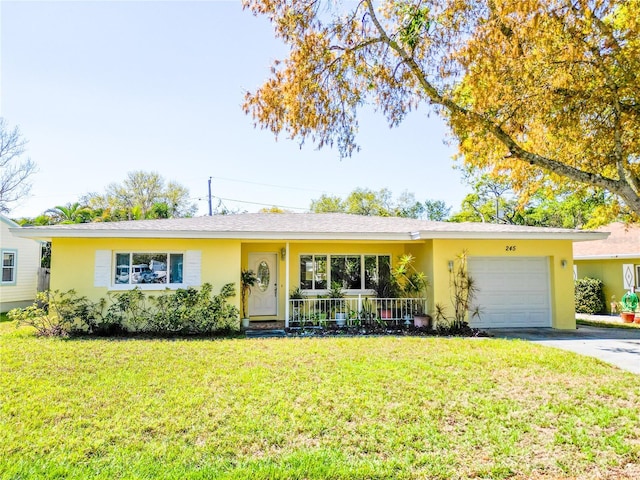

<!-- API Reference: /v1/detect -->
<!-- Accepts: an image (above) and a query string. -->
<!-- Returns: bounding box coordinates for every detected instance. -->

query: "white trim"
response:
[623,264,636,290]
[183,250,201,287]
[94,250,111,287]
[284,242,290,328]
[1,249,18,285]
[9,227,609,242]
[107,283,187,292]
[9,229,416,241]
[0,214,20,228]
[574,254,640,260]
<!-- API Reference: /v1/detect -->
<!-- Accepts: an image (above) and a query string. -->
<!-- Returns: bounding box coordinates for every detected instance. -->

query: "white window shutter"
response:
[623,264,636,290]
[94,250,111,287]
[183,250,201,286]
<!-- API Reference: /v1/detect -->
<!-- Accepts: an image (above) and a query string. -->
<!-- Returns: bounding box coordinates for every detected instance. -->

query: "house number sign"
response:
[505,245,517,252]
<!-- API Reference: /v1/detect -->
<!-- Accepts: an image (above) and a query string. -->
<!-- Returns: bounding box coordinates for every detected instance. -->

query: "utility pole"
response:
[208,177,213,216]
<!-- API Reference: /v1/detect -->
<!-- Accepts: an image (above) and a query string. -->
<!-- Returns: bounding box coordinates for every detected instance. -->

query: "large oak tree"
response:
[243,0,640,218]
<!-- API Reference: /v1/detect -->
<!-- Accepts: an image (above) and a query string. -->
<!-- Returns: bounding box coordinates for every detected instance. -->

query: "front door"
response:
[248,253,278,316]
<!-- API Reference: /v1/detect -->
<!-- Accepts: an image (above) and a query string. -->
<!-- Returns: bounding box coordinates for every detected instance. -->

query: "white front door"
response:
[248,253,278,316]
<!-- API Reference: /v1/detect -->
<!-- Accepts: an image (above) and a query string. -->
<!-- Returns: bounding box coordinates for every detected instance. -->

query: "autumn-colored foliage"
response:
[243,0,640,217]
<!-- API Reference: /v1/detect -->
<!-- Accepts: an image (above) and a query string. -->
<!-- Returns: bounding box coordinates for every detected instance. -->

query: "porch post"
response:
[284,242,290,328]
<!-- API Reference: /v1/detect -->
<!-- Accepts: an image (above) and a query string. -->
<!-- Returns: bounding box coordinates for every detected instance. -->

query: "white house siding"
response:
[0,216,41,312]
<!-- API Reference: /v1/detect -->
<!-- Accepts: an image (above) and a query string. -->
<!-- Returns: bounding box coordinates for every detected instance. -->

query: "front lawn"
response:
[1,323,639,479]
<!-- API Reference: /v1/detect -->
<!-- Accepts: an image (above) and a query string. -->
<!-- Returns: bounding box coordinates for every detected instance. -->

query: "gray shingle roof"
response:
[11,212,607,241]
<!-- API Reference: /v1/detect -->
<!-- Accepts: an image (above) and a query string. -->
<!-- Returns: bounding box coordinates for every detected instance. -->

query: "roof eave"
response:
[11,227,609,242]
[9,228,416,241]
[574,253,640,260]
[415,231,610,241]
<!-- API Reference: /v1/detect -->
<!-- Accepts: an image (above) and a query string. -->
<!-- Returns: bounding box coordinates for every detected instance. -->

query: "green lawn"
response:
[578,317,640,329]
[1,321,640,479]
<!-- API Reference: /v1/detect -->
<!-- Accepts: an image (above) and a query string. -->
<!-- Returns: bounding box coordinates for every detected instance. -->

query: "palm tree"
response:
[46,202,92,224]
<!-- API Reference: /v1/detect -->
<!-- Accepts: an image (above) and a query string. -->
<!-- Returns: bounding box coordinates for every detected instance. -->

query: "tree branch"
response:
[363,0,637,209]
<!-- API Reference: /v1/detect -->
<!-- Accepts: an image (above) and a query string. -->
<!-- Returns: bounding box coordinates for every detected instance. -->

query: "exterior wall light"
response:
[561,259,567,268]
[281,247,286,261]
[448,260,454,272]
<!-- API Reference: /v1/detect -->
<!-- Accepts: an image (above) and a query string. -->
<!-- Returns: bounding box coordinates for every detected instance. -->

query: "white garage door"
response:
[467,257,551,328]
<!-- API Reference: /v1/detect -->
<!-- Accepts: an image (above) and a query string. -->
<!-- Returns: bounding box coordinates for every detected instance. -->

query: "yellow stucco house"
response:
[574,222,640,314]
[12,213,606,329]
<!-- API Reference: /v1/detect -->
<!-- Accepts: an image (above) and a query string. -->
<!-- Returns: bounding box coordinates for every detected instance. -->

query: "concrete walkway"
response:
[487,325,640,374]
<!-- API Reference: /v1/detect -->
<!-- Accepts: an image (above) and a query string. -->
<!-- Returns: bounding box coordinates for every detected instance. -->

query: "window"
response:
[1,250,17,284]
[300,255,327,290]
[114,252,183,285]
[300,254,390,291]
[331,255,361,289]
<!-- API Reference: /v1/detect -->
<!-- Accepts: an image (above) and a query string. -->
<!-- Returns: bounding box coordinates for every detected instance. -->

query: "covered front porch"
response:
[287,296,427,328]
[242,239,433,328]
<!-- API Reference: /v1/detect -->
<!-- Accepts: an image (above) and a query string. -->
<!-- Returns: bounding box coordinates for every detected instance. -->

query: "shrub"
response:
[8,290,96,337]
[9,283,240,337]
[574,277,605,314]
[434,250,480,330]
[101,288,153,333]
[150,282,239,334]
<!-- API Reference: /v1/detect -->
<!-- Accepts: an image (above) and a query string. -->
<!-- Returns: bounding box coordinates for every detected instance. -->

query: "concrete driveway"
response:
[487,326,640,374]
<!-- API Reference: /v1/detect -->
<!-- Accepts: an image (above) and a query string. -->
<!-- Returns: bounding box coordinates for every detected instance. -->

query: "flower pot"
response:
[620,312,635,323]
[241,318,250,328]
[414,315,432,329]
[335,312,346,327]
[380,309,393,320]
[634,313,640,324]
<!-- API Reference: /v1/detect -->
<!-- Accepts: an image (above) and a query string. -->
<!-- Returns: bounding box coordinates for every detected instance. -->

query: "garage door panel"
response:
[468,257,551,328]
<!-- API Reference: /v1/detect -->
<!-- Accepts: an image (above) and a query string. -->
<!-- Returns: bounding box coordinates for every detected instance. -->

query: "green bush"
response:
[9,283,239,337]
[574,277,605,314]
[150,283,238,334]
[8,290,97,337]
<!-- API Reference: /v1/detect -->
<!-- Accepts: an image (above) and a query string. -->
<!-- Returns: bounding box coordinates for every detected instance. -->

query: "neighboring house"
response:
[574,222,640,313]
[0,214,42,313]
[11,213,606,329]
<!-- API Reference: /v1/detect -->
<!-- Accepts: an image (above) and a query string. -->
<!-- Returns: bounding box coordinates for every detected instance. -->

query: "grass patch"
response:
[1,330,640,479]
[0,312,10,322]
[577,318,640,329]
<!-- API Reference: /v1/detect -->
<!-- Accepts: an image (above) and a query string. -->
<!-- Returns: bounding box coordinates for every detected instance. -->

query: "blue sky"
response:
[1,0,467,218]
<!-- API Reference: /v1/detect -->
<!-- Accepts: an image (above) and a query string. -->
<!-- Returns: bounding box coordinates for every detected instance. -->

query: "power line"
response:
[193,195,308,211]
[209,175,347,195]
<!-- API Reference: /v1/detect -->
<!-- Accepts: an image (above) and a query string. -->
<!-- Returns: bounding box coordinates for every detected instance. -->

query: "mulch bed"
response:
[286,324,491,337]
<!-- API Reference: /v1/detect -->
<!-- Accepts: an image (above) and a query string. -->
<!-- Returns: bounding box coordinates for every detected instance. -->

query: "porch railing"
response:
[288,296,427,327]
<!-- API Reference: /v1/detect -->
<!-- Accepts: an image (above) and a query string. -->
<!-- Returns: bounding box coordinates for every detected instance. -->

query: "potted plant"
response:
[328,282,347,327]
[359,297,376,325]
[314,294,329,324]
[373,272,399,321]
[289,286,304,325]
[240,269,258,328]
[620,290,638,323]
[392,254,430,328]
